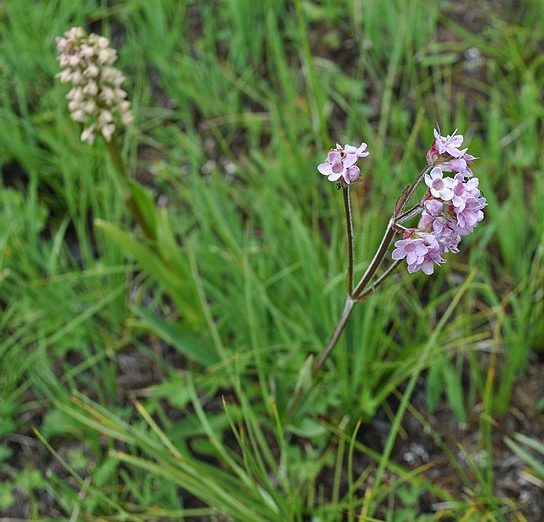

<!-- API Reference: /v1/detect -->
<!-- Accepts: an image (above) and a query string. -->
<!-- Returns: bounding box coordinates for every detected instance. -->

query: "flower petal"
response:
[317,163,332,175]
[343,154,358,168]
[392,248,406,260]
[327,151,341,163]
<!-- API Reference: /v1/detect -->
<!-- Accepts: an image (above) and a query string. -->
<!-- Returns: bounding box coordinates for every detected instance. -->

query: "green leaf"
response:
[96,220,202,327]
[287,417,327,438]
[95,219,182,292]
[133,306,219,366]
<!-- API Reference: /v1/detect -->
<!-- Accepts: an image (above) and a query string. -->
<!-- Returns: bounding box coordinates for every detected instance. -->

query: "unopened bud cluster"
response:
[56,27,133,144]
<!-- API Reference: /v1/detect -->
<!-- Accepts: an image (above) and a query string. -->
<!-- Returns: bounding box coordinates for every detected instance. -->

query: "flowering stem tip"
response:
[56,27,133,144]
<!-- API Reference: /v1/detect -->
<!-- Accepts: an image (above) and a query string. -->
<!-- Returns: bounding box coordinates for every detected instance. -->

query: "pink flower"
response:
[432,219,462,253]
[441,152,476,177]
[392,236,428,266]
[410,246,444,275]
[317,151,359,183]
[418,199,443,229]
[425,167,454,200]
[393,233,444,275]
[433,128,466,158]
[318,141,369,186]
[451,174,480,210]
[454,195,486,232]
[395,127,484,276]
[426,128,468,164]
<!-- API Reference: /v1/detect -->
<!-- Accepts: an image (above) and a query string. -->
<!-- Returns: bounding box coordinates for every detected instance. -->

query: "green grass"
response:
[1,0,543,520]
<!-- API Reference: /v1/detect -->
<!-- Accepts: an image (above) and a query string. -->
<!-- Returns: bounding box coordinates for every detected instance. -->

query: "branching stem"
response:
[285,165,433,422]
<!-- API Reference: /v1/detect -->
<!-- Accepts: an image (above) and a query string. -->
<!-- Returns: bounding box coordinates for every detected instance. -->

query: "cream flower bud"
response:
[121,111,134,126]
[83,100,96,113]
[100,86,115,103]
[83,81,98,96]
[71,70,83,84]
[68,54,80,67]
[67,87,83,101]
[83,64,99,78]
[71,109,86,122]
[56,37,68,52]
[98,110,113,123]
[80,45,95,59]
[98,48,115,65]
[57,69,72,83]
[101,124,115,141]
[81,125,96,144]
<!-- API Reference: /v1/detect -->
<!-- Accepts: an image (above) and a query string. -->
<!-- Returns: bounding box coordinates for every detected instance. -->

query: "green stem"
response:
[285,296,355,423]
[285,257,402,423]
[313,297,356,376]
[355,260,401,301]
[352,219,396,298]
[105,137,155,241]
[352,165,432,298]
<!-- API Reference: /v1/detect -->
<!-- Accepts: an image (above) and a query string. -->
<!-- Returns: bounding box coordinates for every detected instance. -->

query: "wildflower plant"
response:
[56,27,155,240]
[56,27,133,144]
[287,129,485,418]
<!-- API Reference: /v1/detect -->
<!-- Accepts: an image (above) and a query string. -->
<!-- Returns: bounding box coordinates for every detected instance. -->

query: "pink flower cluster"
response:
[392,129,486,275]
[317,141,369,186]
[56,27,133,144]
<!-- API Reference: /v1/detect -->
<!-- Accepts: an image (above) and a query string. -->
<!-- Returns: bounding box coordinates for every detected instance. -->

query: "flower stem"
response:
[285,164,433,422]
[285,296,355,422]
[396,203,423,224]
[352,218,396,298]
[355,260,401,300]
[105,136,128,179]
[343,187,354,294]
[352,165,432,299]
[105,137,155,241]
[313,297,355,376]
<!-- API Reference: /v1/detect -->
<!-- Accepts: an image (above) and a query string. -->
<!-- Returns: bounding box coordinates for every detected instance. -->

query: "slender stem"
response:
[352,219,396,298]
[352,165,432,298]
[313,297,355,376]
[394,165,433,219]
[286,260,399,422]
[355,260,401,301]
[285,297,355,422]
[343,187,354,294]
[285,164,433,422]
[396,203,423,224]
[105,137,155,241]
[105,136,129,180]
